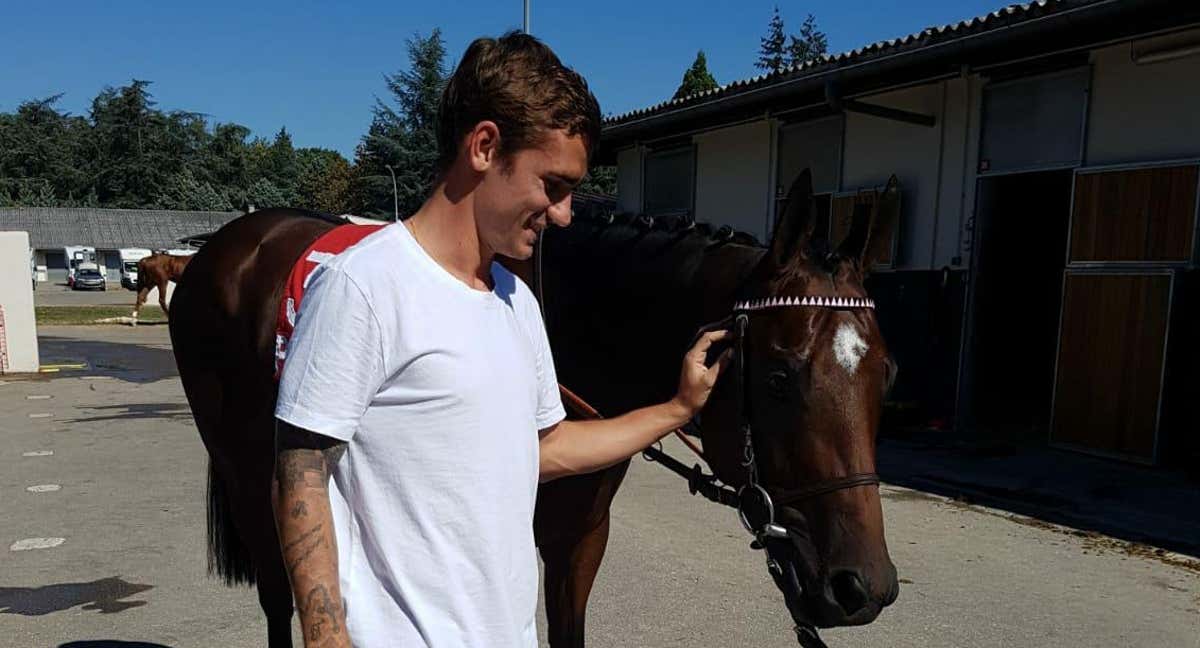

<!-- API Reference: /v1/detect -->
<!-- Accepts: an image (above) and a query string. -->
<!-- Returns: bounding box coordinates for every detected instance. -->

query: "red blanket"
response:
[274,223,386,380]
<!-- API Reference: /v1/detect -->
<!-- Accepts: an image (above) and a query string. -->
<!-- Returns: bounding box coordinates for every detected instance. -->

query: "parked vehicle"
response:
[64,246,97,287]
[119,248,152,289]
[72,267,106,291]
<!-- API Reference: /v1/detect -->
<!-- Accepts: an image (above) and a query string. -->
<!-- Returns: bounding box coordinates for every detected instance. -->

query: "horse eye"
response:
[766,369,791,400]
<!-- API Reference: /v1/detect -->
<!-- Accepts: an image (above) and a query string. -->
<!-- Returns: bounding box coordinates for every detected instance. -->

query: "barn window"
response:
[979,67,1090,174]
[642,146,694,216]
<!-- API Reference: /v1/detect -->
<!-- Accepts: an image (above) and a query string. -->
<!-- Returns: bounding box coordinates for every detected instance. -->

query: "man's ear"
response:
[467,120,501,173]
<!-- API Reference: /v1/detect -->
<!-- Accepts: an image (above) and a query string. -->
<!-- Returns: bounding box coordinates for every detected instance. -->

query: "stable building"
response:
[1,207,241,284]
[597,0,1199,468]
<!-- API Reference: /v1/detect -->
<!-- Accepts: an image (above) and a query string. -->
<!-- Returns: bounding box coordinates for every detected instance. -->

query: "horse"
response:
[132,252,192,322]
[168,169,899,647]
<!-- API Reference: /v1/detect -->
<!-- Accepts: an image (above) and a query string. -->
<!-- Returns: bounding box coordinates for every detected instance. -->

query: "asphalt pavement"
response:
[1,325,1197,648]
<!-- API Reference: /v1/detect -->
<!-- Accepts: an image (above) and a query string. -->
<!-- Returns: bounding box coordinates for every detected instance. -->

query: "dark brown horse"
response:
[169,169,899,647]
[133,252,192,321]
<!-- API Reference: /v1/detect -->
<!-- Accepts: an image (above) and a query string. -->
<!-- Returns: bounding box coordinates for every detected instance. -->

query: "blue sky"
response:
[0,0,1004,159]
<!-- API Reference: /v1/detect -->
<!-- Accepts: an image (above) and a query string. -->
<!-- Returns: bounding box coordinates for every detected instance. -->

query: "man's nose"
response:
[547,194,572,227]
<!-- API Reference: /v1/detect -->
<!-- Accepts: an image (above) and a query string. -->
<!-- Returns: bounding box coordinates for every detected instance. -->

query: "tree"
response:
[0,95,92,205]
[295,148,354,214]
[578,166,617,196]
[756,7,788,74]
[246,177,291,210]
[787,14,828,68]
[672,51,719,101]
[90,80,181,207]
[355,29,447,218]
[156,168,232,211]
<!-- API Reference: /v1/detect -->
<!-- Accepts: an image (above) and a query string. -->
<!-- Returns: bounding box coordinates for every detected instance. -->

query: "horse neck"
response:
[542,223,764,413]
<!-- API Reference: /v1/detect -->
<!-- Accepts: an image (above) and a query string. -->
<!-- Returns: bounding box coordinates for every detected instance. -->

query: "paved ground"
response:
[34,283,139,307]
[1,326,1198,648]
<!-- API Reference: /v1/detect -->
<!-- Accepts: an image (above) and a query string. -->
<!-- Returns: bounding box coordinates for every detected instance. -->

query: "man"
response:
[273,32,731,648]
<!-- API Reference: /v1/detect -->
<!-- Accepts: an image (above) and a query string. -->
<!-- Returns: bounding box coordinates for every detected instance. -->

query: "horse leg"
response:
[158,280,171,317]
[255,487,295,648]
[133,286,150,323]
[540,513,612,648]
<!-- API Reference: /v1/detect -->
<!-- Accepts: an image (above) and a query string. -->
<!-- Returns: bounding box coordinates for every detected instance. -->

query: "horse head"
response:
[700,169,900,629]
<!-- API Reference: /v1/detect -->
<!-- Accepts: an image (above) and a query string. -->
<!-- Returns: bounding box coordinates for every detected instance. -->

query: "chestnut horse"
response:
[168,170,899,647]
[133,252,192,321]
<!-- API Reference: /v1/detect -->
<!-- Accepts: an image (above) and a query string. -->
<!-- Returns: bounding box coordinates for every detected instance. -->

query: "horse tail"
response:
[206,460,257,586]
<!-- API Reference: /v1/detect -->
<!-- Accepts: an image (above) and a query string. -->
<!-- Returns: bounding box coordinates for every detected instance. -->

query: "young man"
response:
[273,32,731,648]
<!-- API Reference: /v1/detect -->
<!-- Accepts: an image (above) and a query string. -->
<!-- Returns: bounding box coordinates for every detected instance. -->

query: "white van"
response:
[118,248,153,290]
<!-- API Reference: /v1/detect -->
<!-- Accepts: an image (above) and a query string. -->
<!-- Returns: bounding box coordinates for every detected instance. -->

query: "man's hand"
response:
[671,329,734,417]
[538,329,734,482]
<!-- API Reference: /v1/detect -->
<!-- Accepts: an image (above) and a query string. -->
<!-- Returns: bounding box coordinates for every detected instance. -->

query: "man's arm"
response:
[539,329,731,481]
[274,420,350,648]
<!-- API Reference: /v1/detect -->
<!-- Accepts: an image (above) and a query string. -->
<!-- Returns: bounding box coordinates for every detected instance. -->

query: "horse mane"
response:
[569,208,764,251]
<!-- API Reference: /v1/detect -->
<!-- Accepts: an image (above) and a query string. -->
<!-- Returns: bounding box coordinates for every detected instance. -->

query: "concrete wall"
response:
[777,116,843,196]
[693,120,774,241]
[843,83,951,270]
[0,231,40,372]
[615,146,643,213]
[1086,32,1200,166]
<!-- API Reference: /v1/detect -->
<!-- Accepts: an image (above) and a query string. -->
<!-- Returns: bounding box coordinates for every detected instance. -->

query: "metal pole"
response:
[523,0,530,34]
[384,164,399,222]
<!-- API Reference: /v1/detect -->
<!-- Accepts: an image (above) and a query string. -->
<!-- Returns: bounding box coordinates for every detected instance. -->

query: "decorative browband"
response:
[734,296,876,311]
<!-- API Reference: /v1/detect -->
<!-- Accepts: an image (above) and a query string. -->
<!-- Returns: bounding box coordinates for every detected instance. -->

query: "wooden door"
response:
[1051,272,1173,461]
[1069,164,1198,263]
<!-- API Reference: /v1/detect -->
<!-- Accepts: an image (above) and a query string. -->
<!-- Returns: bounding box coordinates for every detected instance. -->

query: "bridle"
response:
[534,234,881,648]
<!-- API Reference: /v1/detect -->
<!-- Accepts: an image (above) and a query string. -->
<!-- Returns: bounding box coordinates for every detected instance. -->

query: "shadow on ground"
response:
[38,334,178,384]
[64,402,194,424]
[0,576,153,616]
[60,642,175,648]
[878,429,1200,559]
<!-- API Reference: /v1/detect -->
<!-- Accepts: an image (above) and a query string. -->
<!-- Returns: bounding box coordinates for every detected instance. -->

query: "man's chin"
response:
[503,245,535,261]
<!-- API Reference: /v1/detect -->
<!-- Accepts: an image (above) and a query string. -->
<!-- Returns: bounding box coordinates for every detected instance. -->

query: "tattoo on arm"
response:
[303,584,344,642]
[274,420,349,646]
[276,420,347,488]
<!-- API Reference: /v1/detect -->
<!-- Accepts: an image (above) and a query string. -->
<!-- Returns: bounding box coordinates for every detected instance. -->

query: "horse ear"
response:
[861,175,901,269]
[835,201,873,263]
[768,169,815,267]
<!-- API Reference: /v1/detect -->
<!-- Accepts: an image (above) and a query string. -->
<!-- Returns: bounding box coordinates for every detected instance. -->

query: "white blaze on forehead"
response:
[833,323,869,373]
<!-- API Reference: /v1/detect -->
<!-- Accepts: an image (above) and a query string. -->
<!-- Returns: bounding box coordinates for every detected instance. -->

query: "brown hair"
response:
[437,31,602,173]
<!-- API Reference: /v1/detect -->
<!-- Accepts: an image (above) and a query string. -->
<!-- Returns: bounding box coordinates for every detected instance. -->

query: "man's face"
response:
[474,128,588,260]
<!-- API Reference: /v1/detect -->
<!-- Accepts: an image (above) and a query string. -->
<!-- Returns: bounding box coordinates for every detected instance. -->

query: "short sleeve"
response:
[275,266,386,441]
[530,304,566,431]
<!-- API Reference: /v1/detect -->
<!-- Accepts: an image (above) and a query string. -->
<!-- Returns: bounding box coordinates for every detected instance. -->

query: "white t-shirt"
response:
[275,222,565,647]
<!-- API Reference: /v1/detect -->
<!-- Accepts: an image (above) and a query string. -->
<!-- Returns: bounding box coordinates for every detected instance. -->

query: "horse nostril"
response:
[830,569,870,616]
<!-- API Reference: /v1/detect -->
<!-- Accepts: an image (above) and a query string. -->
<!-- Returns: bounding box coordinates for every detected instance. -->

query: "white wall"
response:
[615,146,642,213]
[0,231,40,373]
[843,83,950,270]
[693,120,774,241]
[1086,33,1200,166]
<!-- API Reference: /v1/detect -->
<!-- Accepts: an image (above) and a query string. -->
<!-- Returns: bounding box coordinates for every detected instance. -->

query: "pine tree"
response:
[156,168,231,211]
[672,51,719,101]
[296,148,354,214]
[756,7,788,74]
[356,29,447,218]
[787,14,829,68]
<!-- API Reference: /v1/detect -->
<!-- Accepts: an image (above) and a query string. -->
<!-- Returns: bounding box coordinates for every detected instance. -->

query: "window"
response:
[642,146,694,216]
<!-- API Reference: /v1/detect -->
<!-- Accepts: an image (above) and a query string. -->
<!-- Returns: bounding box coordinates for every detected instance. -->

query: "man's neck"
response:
[405,181,495,292]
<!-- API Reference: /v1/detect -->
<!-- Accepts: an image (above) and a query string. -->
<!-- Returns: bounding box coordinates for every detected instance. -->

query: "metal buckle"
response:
[737,483,788,539]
